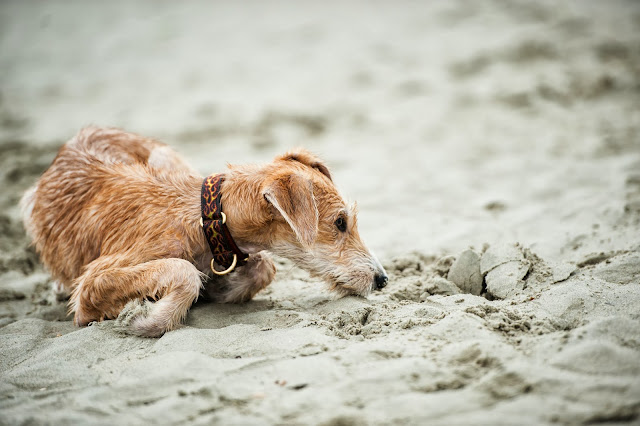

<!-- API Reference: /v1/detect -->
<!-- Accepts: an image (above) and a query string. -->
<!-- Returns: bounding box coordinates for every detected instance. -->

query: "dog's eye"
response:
[335,217,347,232]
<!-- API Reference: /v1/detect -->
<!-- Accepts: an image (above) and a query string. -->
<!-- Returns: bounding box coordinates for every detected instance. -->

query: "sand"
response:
[1,1,640,424]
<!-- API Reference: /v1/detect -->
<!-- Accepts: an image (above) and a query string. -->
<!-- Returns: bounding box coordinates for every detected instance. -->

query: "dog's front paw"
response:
[211,252,277,304]
[113,299,155,336]
[73,303,100,327]
[247,252,276,290]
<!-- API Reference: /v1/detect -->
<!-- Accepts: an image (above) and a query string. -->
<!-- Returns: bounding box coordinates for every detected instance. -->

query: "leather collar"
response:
[201,174,248,275]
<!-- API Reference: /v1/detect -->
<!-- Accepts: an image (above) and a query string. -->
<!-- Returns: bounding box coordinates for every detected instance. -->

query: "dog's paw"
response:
[202,252,277,304]
[74,303,99,327]
[113,299,153,335]
[113,299,176,338]
[247,252,277,289]
[218,254,276,303]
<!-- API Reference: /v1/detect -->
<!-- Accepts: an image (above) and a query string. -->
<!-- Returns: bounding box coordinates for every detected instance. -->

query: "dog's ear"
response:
[263,173,318,247]
[277,149,332,182]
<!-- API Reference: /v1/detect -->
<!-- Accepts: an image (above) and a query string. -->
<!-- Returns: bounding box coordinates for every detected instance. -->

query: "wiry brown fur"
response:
[22,127,387,337]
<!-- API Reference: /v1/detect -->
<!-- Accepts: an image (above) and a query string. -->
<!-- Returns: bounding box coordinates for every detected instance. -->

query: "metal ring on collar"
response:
[210,253,237,276]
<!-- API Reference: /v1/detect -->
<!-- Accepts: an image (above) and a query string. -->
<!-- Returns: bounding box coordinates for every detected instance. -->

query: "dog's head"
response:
[260,149,388,296]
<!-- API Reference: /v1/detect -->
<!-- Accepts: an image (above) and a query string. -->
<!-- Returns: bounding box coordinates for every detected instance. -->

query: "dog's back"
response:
[22,127,201,289]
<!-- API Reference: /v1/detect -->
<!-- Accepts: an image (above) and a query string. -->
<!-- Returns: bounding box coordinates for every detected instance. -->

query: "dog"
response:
[21,127,388,337]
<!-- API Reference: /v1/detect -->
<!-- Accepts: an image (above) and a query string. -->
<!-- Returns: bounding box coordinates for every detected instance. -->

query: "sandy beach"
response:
[1,1,639,424]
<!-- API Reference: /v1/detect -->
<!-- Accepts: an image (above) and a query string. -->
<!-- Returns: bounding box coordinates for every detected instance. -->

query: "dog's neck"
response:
[192,165,296,263]
[177,172,265,273]
[214,166,274,255]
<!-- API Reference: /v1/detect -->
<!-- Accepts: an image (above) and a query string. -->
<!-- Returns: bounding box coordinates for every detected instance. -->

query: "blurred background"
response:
[1,0,639,262]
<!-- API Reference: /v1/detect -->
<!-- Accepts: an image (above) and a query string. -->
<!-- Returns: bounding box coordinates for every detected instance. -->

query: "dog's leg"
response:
[204,252,276,303]
[70,256,203,337]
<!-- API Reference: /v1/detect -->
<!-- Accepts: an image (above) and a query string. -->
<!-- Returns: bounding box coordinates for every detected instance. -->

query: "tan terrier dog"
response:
[21,127,388,337]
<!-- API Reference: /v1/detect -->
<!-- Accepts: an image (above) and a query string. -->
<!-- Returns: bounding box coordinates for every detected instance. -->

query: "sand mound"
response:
[387,242,579,305]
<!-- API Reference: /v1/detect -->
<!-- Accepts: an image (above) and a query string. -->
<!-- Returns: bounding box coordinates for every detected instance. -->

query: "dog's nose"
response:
[374,273,388,290]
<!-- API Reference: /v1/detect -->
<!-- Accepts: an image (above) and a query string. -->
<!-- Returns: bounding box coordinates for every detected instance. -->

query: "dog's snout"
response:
[374,272,388,290]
